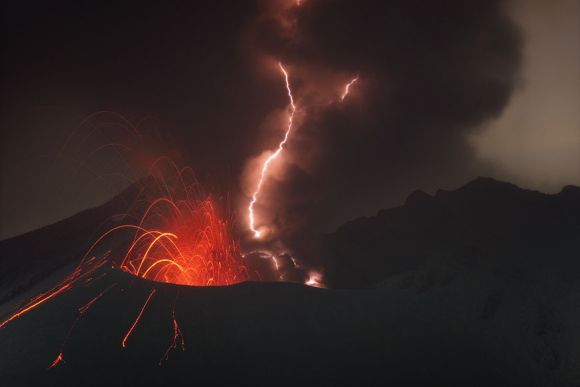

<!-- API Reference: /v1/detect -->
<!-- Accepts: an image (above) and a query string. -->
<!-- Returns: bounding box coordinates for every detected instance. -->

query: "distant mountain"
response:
[325,177,580,289]
[319,178,580,385]
[0,182,142,304]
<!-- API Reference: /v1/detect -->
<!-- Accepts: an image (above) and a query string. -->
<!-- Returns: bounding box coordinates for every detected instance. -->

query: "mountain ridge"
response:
[325,176,580,288]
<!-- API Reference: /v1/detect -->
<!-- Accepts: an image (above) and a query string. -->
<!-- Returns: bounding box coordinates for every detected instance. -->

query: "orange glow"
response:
[45,282,118,369]
[116,197,248,286]
[248,62,296,238]
[82,158,252,287]
[341,76,359,101]
[122,288,156,348]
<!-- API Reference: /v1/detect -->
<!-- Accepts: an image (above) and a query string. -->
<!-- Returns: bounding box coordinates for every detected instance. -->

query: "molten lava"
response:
[118,197,248,286]
[82,158,251,287]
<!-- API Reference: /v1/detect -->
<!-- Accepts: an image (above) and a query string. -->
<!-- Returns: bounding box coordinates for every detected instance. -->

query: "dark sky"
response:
[1,0,578,240]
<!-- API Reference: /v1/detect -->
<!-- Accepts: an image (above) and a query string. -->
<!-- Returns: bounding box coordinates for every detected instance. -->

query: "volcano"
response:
[1,177,579,387]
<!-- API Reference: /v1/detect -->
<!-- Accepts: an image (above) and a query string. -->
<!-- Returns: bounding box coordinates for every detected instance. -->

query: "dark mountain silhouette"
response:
[325,177,580,289]
[1,177,579,386]
[0,182,143,304]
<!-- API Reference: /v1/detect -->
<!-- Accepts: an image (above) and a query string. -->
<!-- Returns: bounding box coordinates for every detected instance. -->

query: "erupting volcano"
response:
[77,156,253,287]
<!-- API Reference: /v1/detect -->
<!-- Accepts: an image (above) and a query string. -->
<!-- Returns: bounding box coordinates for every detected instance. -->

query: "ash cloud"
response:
[1,0,525,247]
[245,0,523,258]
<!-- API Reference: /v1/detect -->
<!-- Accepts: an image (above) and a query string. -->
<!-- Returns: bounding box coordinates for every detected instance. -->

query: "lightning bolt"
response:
[248,62,296,238]
[341,76,359,101]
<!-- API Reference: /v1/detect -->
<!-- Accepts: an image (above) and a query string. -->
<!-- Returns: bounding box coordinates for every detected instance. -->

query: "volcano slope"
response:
[1,177,579,387]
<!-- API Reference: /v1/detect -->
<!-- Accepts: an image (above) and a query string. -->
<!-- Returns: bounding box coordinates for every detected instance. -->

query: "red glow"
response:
[118,197,248,286]
[82,158,252,287]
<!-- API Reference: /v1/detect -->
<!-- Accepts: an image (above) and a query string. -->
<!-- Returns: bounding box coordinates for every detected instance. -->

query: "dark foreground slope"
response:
[1,177,579,386]
[0,268,555,387]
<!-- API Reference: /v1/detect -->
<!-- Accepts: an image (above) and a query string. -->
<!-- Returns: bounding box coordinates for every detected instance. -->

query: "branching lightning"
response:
[248,62,296,238]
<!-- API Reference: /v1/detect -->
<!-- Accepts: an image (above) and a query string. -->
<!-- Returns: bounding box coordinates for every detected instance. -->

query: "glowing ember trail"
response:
[47,353,64,370]
[341,76,359,101]
[122,288,157,348]
[248,62,296,238]
[81,159,252,287]
[0,284,71,329]
[47,283,118,369]
[117,197,248,286]
[159,304,185,365]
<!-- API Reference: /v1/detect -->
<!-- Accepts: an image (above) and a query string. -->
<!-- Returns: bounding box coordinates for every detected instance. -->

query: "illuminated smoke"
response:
[305,270,324,288]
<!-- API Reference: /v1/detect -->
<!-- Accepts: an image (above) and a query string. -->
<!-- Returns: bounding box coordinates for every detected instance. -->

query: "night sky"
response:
[1,0,579,240]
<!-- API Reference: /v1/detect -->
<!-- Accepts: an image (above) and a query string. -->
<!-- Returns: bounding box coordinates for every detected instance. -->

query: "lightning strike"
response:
[248,62,296,238]
[0,284,71,329]
[341,76,359,101]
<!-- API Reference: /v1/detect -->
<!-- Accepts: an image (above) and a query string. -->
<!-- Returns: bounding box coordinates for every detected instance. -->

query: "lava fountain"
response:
[84,157,253,286]
[119,197,247,286]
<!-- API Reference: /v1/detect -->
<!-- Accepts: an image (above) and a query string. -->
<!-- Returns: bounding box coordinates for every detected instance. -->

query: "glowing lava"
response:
[248,62,296,238]
[117,197,249,286]
[81,159,251,287]
[122,288,157,348]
